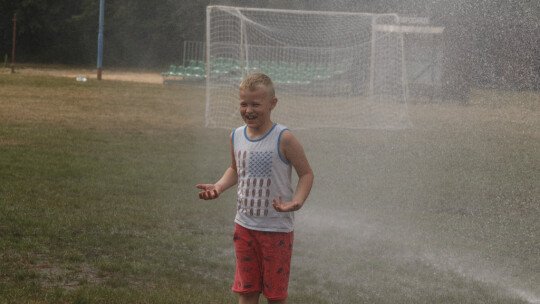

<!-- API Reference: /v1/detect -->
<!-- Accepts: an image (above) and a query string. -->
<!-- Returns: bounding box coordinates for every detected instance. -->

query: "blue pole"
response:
[97,0,105,80]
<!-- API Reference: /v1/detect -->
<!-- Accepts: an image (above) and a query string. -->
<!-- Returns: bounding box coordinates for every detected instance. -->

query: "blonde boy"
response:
[196,72,314,304]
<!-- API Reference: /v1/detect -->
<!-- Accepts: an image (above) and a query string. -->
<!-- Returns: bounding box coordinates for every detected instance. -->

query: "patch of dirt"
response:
[33,261,107,290]
[1,67,163,84]
[0,138,29,146]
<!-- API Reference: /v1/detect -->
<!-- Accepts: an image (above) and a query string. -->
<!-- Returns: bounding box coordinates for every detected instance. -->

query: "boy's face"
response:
[239,86,277,131]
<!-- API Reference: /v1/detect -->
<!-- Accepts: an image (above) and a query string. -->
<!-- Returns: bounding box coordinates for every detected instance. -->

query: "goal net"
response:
[205,6,410,129]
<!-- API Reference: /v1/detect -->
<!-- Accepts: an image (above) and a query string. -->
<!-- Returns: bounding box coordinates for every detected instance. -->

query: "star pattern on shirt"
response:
[249,151,273,178]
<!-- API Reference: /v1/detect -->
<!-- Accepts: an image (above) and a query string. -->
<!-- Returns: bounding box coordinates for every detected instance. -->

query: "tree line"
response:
[0,0,538,90]
[1,0,208,67]
[0,0,346,68]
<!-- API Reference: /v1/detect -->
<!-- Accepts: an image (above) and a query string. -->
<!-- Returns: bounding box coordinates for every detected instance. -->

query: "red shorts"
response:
[232,224,294,300]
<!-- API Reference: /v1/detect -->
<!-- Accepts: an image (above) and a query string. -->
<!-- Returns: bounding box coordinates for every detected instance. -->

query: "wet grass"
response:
[0,72,539,303]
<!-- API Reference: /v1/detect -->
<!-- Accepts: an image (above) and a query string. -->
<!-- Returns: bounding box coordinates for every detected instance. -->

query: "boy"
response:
[196,72,314,304]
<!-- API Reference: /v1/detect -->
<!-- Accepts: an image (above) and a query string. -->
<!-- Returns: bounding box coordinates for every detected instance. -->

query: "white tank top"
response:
[232,123,294,232]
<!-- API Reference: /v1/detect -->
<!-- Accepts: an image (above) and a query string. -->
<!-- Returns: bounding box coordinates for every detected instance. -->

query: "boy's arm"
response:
[273,130,314,212]
[196,133,238,200]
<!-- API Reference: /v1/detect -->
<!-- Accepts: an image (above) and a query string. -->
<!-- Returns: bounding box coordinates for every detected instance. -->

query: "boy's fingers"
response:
[199,190,210,200]
[272,198,301,212]
[198,189,219,200]
[272,196,284,211]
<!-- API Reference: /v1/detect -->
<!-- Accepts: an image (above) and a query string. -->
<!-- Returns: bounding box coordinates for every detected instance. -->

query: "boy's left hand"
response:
[272,196,301,212]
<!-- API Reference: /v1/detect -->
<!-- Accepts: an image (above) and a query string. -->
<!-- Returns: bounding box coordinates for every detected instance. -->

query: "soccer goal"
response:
[205,6,410,129]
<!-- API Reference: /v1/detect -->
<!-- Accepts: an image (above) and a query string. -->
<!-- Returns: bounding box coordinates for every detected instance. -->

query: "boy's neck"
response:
[246,121,275,140]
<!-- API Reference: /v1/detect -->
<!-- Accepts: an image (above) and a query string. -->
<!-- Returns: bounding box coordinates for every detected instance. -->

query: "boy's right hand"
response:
[196,184,220,200]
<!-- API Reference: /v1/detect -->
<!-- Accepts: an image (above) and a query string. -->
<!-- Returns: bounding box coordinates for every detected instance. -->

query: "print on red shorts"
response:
[232,224,293,300]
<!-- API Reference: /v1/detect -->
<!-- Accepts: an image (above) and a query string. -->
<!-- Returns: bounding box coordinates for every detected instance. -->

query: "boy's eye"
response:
[240,103,260,107]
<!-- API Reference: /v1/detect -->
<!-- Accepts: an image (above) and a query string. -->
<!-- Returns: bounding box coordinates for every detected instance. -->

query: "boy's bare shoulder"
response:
[279,128,294,141]
[279,129,303,149]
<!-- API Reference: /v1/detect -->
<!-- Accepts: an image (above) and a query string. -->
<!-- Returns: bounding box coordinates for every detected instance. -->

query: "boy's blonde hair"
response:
[239,72,275,98]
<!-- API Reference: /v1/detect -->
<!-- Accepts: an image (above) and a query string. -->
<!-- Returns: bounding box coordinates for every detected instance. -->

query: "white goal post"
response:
[205,6,410,129]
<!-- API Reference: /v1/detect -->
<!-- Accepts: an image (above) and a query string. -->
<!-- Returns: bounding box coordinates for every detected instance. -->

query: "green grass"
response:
[0,72,538,303]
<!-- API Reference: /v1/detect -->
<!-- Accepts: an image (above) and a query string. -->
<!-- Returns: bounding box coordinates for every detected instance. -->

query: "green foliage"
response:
[0,0,206,67]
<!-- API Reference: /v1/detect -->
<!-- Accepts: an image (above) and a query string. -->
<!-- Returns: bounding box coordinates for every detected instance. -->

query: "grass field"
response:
[0,71,539,303]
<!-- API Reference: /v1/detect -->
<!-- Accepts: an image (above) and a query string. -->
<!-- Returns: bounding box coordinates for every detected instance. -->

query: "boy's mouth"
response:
[246,115,257,121]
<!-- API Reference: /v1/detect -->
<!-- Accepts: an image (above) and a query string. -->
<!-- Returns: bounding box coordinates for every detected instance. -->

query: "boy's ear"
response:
[270,97,278,110]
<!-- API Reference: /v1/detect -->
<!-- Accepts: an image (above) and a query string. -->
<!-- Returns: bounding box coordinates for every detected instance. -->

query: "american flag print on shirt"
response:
[236,149,273,217]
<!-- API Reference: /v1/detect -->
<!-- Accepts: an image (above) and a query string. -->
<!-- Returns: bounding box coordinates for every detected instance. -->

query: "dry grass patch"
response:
[0,73,205,133]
